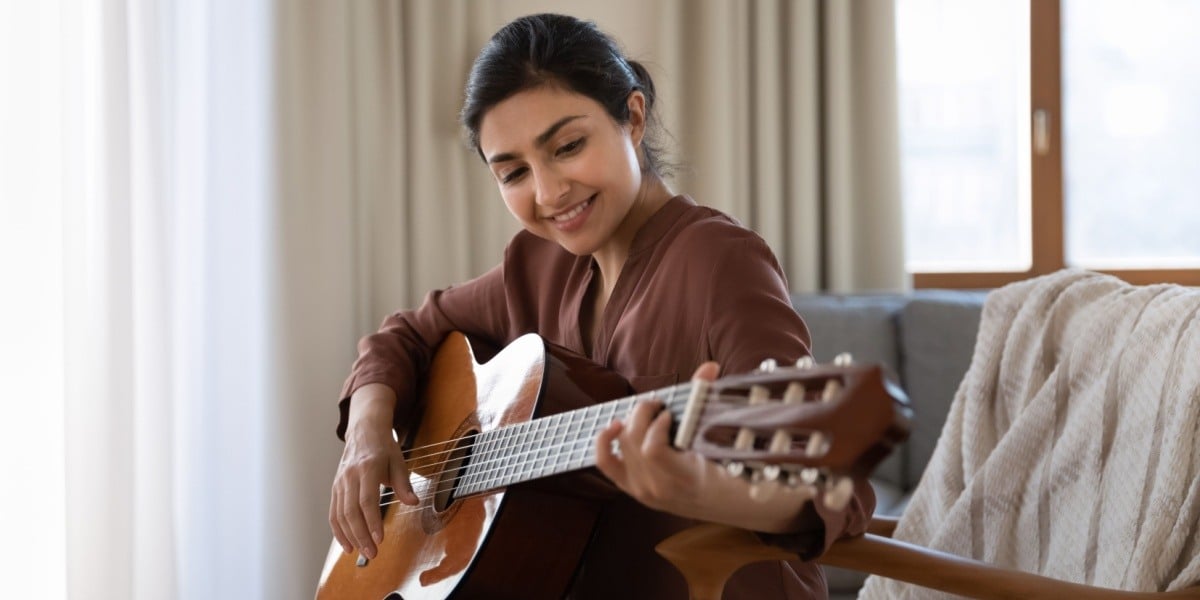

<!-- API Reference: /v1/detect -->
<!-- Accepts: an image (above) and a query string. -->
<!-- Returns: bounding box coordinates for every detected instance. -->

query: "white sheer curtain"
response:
[1,0,293,598]
[64,0,277,598]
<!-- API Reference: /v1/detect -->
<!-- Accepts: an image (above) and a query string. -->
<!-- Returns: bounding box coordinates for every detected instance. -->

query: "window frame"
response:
[911,0,1200,289]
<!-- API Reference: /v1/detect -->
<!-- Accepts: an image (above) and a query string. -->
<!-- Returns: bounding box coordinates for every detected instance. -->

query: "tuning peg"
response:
[805,433,829,457]
[762,464,781,481]
[725,461,746,477]
[800,467,820,485]
[794,356,815,369]
[758,358,778,372]
[823,476,855,510]
[833,352,853,367]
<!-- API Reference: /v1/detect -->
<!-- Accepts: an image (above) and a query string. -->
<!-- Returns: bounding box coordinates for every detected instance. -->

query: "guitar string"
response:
[386,390,692,496]
[372,385,816,502]
[375,416,826,520]
[372,390,703,510]
[374,391,815,513]
[381,385,698,473]
[376,386,762,481]
[393,383,694,460]
[385,373,820,471]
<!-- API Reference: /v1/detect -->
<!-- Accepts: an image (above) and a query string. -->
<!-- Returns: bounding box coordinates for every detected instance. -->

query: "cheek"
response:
[500,188,532,222]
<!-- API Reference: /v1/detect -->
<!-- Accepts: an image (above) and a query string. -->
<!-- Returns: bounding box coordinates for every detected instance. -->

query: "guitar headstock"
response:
[687,354,911,509]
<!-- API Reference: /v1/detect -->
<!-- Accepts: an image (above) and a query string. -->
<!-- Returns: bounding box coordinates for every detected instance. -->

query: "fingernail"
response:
[372,530,383,544]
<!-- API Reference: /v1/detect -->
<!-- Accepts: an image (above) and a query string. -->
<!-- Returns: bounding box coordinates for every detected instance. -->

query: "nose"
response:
[532,165,570,209]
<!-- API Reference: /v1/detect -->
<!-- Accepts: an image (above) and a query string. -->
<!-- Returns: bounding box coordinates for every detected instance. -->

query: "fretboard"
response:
[455,382,694,496]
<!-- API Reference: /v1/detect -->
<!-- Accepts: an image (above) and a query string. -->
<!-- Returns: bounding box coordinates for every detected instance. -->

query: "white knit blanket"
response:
[860,269,1200,599]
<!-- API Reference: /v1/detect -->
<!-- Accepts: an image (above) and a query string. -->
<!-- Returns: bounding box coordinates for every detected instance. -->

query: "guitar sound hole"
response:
[432,431,476,512]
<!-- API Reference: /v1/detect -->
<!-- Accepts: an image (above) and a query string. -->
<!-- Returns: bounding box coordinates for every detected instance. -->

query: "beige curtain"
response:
[283,0,905,318]
[278,0,907,589]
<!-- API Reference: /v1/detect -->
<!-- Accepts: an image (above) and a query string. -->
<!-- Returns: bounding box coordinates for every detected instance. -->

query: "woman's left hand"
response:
[595,362,819,533]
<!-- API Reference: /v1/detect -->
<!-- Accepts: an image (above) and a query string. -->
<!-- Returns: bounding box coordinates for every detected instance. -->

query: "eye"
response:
[500,167,527,184]
[556,137,585,157]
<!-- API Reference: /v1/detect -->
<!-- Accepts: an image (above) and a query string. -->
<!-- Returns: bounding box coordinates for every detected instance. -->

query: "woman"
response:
[330,13,872,599]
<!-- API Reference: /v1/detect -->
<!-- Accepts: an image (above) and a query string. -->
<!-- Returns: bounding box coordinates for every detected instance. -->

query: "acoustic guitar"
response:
[315,332,910,599]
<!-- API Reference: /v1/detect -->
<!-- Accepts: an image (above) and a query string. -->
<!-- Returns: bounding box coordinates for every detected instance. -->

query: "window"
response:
[897,0,1200,288]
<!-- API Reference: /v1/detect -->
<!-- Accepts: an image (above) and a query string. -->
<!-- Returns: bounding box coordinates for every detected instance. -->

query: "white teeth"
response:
[553,197,592,222]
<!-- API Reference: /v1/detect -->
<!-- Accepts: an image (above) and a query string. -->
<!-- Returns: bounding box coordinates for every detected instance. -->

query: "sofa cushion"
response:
[791,294,908,490]
[897,290,986,487]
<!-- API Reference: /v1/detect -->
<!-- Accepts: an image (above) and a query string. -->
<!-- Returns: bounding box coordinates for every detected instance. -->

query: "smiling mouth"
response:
[549,196,594,223]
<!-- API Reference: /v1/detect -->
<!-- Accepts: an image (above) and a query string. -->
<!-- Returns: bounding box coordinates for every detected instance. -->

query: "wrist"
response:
[347,383,397,436]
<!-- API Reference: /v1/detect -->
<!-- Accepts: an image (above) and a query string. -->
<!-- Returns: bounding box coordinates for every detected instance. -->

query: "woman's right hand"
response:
[329,383,419,560]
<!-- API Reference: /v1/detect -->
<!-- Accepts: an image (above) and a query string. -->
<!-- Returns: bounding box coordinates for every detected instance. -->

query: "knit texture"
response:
[860,269,1200,598]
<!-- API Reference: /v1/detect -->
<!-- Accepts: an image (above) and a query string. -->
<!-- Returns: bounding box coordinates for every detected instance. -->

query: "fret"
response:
[456,385,719,494]
[507,421,529,487]
[498,424,519,488]
[470,429,496,494]
[459,433,477,494]
[535,413,554,479]
[550,411,572,476]
[568,405,589,470]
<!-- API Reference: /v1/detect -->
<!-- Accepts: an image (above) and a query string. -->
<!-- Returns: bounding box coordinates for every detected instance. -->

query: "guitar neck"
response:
[454,382,695,496]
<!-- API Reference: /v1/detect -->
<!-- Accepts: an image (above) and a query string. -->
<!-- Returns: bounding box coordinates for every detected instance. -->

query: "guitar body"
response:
[316,332,631,600]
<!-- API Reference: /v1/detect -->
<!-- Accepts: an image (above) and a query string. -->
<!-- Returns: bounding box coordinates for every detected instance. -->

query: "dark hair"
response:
[460,13,669,176]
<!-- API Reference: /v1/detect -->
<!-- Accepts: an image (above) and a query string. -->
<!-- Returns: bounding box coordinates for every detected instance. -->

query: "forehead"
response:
[478,87,603,156]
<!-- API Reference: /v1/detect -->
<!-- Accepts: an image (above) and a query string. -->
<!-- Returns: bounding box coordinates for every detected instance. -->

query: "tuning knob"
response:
[800,467,821,485]
[758,358,778,372]
[762,464,781,481]
[794,356,815,369]
[833,352,853,367]
[725,461,746,477]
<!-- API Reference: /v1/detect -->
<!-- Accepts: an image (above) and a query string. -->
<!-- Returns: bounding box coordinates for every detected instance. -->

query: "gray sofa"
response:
[789,290,990,599]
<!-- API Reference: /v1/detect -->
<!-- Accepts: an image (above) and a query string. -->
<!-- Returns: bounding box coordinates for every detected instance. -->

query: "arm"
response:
[330,262,510,560]
[595,231,874,558]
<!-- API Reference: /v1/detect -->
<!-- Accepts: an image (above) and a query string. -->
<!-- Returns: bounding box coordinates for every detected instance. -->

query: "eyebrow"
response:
[486,115,587,164]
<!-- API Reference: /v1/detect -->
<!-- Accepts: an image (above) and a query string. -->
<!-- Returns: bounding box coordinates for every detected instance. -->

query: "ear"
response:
[625,90,647,149]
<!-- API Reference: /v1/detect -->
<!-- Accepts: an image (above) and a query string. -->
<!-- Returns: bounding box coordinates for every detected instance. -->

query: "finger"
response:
[622,400,663,442]
[641,409,673,457]
[356,483,383,558]
[340,479,376,559]
[329,488,353,554]
[388,454,418,506]
[595,421,628,486]
[691,361,719,382]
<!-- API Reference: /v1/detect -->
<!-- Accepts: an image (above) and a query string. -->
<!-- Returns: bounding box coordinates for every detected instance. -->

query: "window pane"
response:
[897,0,1031,272]
[1064,0,1200,268]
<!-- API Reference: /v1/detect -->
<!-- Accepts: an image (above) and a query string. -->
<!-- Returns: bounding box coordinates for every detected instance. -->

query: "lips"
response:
[545,194,596,232]
[550,196,593,222]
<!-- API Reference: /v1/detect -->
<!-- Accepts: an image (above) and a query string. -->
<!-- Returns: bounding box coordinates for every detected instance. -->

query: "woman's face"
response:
[478,86,645,257]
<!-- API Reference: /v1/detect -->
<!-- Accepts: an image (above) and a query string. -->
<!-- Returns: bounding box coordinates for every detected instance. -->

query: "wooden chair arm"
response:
[820,534,1200,600]
[865,515,899,538]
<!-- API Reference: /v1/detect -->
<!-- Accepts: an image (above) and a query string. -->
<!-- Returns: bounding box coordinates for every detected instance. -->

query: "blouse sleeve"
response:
[700,232,876,560]
[336,261,510,440]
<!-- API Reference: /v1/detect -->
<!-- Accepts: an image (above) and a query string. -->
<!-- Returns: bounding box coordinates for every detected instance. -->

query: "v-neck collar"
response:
[571,194,696,362]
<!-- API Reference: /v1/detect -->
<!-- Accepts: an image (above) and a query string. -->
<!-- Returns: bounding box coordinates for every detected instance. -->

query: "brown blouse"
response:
[338,195,874,599]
